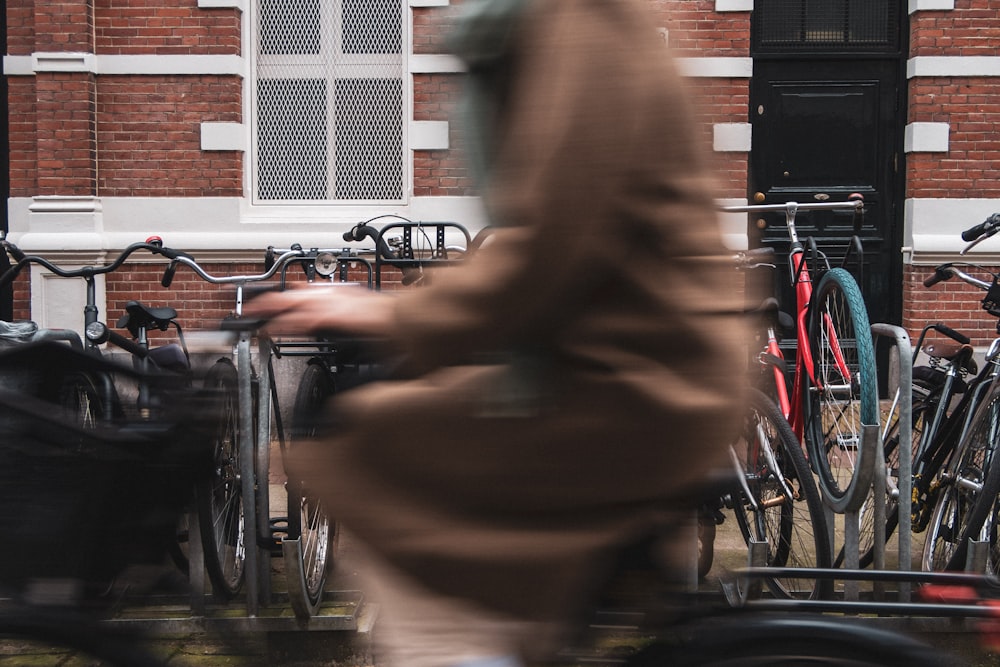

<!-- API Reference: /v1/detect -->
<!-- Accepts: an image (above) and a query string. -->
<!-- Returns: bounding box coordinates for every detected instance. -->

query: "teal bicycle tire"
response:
[803,267,879,513]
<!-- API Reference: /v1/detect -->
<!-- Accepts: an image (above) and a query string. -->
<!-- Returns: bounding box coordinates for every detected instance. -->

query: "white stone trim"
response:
[201,122,246,151]
[97,54,244,75]
[7,196,491,255]
[909,0,955,13]
[908,56,1000,78]
[410,54,464,74]
[410,0,449,6]
[677,57,753,78]
[904,123,949,153]
[716,0,753,11]
[713,123,752,152]
[3,53,243,76]
[715,198,750,251]
[33,52,96,73]
[2,56,32,75]
[905,198,1000,263]
[198,0,243,8]
[410,121,450,151]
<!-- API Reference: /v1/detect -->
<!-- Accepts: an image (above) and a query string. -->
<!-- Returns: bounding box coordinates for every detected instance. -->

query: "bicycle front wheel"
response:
[284,361,338,618]
[923,381,1000,572]
[803,267,879,513]
[196,359,245,598]
[731,388,832,599]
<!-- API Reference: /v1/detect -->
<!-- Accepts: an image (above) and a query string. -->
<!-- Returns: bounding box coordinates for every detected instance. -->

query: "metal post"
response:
[256,336,273,605]
[238,332,259,616]
[871,324,913,602]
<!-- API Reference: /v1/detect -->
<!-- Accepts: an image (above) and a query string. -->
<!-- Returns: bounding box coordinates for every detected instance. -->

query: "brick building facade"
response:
[3,0,1000,351]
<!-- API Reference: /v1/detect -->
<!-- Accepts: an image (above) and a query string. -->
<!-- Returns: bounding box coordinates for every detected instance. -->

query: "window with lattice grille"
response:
[253,0,404,204]
[752,0,899,54]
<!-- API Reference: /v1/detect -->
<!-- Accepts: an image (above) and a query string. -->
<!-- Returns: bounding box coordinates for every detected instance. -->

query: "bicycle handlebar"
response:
[165,248,307,287]
[0,237,185,291]
[928,322,971,346]
[924,264,992,292]
[961,213,1000,243]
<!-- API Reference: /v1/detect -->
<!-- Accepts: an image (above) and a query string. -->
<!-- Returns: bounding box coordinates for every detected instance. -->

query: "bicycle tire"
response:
[628,616,960,667]
[284,361,338,618]
[803,267,879,513]
[731,388,833,599]
[196,358,246,598]
[923,380,1000,572]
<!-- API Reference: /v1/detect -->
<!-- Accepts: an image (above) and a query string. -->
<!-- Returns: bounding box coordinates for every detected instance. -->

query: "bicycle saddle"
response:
[117,301,178,336]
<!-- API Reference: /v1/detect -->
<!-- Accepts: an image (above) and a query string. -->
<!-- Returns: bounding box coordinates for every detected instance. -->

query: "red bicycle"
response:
[723,195,879,514]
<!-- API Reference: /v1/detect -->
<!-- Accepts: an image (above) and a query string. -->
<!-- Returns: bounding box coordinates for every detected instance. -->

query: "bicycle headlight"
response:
[314,251,338,277]
[85,321,110,344]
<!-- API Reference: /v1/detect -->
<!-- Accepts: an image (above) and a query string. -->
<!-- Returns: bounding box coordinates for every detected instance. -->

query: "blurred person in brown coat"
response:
[248,0,746,665]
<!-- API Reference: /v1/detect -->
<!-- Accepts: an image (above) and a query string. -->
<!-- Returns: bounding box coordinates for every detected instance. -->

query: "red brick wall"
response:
[903,265,1000,349]
[655,0,751,57]
[8,77,38,198]
[96,76,242,197]
[94,0,240,55]
[905,2,1000,340]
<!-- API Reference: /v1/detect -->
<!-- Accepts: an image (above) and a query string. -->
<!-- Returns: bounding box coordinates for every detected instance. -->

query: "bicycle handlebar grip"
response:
[161,260,179,288]
[923,266,952,288]
[931,322,970,345]
[3,241,26,263]
[961,212,1000,242]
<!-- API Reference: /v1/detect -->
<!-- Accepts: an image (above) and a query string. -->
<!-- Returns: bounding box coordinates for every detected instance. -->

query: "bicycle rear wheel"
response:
[923,380,1000,572]
[835,392,930,568]
[284,361,338,618]
[731,388,832,599]
[803,267,879,513]
[196,359,245,598]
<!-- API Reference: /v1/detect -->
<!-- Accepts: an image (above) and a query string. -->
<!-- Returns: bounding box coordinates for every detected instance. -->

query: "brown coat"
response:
[294,0,746,630]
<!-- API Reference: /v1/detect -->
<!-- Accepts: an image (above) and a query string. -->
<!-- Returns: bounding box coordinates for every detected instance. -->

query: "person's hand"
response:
[245,284,395,338]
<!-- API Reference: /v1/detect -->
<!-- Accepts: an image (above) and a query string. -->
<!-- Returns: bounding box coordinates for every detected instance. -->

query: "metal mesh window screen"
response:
[754,0,897,53]
[254,1,404,203]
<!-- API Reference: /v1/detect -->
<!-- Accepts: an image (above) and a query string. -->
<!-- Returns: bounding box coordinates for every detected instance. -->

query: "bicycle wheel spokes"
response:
[804,268,878,513]
[197,359,246,597]
[923,384,1000,572]
[732,389,832,599]
[835,396,928,568]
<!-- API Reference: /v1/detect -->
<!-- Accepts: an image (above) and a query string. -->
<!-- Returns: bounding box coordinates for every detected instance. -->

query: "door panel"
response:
[749,60,902,332]
[750,59,903,392]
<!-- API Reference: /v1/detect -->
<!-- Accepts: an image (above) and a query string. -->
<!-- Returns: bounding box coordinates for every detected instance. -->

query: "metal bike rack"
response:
[870,323,914,601]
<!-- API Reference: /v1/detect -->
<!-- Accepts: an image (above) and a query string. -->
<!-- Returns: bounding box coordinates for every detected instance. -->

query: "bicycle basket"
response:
[0,341,217,594]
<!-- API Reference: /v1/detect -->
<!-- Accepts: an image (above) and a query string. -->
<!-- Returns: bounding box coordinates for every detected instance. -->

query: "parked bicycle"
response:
[0,238,193,424]
[0,332,223,665]
[700,247,832,598]
[721,195,879,515]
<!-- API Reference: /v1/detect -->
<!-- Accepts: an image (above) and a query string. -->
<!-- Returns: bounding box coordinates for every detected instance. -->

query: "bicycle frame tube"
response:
[787,248,813,439]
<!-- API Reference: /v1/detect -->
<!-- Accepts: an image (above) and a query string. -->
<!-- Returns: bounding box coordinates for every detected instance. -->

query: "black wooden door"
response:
[749,57,904,393]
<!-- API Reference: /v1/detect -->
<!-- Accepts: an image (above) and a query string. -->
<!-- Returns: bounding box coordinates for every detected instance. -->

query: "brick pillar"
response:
[33,0,97,196]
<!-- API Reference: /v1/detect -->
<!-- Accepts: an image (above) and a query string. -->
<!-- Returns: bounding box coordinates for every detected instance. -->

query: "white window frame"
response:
[248,0,407,207]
